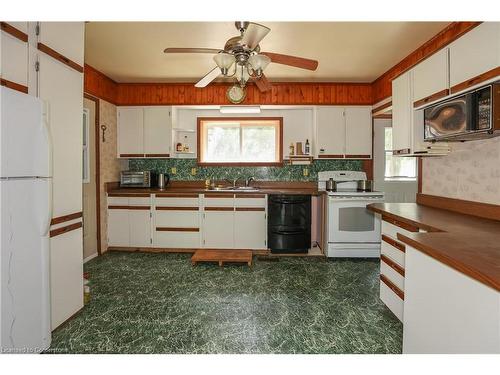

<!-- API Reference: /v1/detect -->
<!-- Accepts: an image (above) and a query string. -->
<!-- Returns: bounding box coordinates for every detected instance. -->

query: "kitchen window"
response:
[197,117,283,166]
[384,127,416,180]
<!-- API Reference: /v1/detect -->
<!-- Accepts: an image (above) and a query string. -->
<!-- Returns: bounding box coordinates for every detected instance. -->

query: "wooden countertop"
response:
[368,202,500,292]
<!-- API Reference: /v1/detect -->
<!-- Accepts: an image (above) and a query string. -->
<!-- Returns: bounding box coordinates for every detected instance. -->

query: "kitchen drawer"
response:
[382,216,419,240]
[203,194,235,207]
[128,197,152,206]
[155,210,200,228]
[155,194,200,207]
[380,276,404,322]
[381,235,405,268]
[108,196,129,206]
[154,230,200,248]
[234,194,266,208]
[380,255,405,291]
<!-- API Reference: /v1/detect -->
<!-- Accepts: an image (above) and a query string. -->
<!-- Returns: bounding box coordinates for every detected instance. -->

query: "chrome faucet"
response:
[245,177,255,187]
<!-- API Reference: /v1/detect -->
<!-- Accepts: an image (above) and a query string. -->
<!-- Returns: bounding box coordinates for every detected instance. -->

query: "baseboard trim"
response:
[83,252,99,263]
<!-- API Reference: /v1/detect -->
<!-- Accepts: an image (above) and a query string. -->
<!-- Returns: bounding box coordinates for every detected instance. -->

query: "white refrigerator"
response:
[0,86,52,353]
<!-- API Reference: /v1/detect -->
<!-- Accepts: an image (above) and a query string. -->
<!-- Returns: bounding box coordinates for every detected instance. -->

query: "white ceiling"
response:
[84,22,449,83]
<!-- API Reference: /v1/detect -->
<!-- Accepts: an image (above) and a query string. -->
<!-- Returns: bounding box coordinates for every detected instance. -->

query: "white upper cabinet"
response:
[316,106,372,158]
[143,107,172,156]
[391,70,413,154]
[449,22,500,91]
[118,106,172,158]
[0,22,28,87]
[118,107,144,157]
[316,107,346,157]
[37,22,85,65]
[412,48,449,105]
[345,107,372,157]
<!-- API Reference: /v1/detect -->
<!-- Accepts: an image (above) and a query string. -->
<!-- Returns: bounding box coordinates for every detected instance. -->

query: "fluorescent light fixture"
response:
[219,106,261,114]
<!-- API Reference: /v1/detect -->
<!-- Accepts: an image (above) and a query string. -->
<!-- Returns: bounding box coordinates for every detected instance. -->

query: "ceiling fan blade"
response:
[255,74,272,92]
[261,52,319,71]
[195,67,221,88]
[241,22,270,50]
[164,47,221,54]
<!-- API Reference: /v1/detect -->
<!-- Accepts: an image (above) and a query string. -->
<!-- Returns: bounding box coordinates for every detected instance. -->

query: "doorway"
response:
[83,96,100,260]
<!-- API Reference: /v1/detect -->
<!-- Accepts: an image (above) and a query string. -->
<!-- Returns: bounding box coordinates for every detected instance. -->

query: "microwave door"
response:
[424,95,469,140]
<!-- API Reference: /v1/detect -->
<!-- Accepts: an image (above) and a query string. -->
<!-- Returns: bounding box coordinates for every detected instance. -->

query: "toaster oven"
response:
[120,171,156,188]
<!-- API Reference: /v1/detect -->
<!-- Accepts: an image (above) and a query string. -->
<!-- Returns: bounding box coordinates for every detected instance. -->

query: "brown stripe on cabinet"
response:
[50,222,82,238]
[344,154,371,159]
[144,153,170,158]
[413,89,449,108]
[380,274,404,300]
[450,66,500,94]
[156,206,199,211]
[37,42,84,73]
[0,78,28,94]
[119,153,144,158]
[156,227,199,232]
[382,234,406,253]
[235,207,265,211]
[204,194,235,198]
[0,22,28,42]
[155,193,199,198]
[108,205,150,210]
[51,211,83,226]
[235,194,266,198]
[381,254,405,277]
[317,154,344,159]
[204,207,234,211]
[108,193,150,197]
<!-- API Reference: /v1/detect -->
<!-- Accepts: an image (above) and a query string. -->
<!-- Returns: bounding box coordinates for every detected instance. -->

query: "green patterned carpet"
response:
[47,252,402,354]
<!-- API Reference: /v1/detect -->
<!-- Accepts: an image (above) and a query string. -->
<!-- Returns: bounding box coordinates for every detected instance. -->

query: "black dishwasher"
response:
[268,194,311,253]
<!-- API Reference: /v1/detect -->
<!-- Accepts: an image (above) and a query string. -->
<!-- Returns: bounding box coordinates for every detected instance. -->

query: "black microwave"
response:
[424,83,500,141]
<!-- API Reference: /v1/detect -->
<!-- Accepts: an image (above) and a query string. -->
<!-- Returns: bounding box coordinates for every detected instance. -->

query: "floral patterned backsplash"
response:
[128,158,363,181]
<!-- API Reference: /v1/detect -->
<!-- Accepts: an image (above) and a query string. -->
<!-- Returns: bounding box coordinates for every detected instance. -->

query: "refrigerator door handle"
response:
[42,101,53,177]
[43,178,53,236]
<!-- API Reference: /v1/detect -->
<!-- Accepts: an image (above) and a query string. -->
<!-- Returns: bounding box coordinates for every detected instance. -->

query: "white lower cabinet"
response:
[234,210,267,249]
[203,210,235,249]
[108,208,130,247]
[129,209,151,247]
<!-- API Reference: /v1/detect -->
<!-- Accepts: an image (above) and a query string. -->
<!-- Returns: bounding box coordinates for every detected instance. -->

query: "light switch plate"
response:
[191,168,197,176]
[171,167,177,175]
[303,168,309,177]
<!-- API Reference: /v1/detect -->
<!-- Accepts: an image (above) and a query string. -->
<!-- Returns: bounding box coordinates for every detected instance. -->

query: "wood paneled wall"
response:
[84,22,482,106]
[84,64,118,104]
[371,21,481,103]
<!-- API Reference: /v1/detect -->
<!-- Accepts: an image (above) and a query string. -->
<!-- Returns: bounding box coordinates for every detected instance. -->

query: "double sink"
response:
[207,186,260,192]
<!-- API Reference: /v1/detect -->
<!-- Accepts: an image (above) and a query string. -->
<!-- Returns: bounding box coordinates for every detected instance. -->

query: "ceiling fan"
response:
[164,21,319,103]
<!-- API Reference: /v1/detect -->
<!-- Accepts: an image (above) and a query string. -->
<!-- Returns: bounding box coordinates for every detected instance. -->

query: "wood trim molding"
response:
[373,114,392,119]
[144,153,170,158]
[381,254,405,277]
[344,154,371,159]
[235,207,265,211]
[50,222,82,238]
[50,211,83,226]
[84,93,102,256]
[382,215,419,232]
[37,43,84,73]
[235,194,266,198]
[381,234,406,253]
[119,153,144,158]
[84,64,118,105]
[417,158,423,194]
[372,101,392,114]
[0,78,28,94]
[155,206,199,211]
[413,89,449,108]
[155,193,199,198]
[416,193,500,221]
[371,22,481,103]
[108,193,150,197]
[108,205,150,210]
[0,22,28,42]
[156,227,199,232]
[204,207,234,211]
[450,66,500,94]
[317,154,344,159]
[380,274,404,300]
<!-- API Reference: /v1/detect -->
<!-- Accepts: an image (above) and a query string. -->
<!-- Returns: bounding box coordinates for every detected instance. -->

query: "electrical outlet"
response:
[191,168,197,176]
[303,168,309,177]
[171,167,177,175]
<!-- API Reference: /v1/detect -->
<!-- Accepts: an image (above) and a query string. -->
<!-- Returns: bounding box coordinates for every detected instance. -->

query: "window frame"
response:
[383,125,417,181]
[196,117,284,166]
[82,108,90,184]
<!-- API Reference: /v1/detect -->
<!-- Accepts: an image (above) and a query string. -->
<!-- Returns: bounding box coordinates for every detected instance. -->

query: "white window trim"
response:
[384,124,417,182]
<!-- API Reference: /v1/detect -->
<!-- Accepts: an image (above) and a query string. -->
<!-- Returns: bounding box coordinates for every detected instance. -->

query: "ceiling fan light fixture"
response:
[213,52,235,75]
[248,54,271,74]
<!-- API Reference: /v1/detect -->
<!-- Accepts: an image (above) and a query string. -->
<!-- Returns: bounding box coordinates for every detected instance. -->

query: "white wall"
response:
[373,118,417,203]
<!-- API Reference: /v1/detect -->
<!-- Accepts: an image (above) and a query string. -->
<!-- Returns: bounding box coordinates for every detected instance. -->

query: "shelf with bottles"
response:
[173,131,196,159]
[286,139,312,164]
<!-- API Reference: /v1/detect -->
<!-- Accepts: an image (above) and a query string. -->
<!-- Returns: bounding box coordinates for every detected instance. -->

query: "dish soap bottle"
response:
[305,139,310,155]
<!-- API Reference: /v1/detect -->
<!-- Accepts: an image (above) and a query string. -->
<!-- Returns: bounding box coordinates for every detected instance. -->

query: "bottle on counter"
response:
[289,142,295,156]
[305,139,310,155]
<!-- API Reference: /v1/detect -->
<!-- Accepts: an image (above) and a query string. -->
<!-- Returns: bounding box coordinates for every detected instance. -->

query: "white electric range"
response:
[318,171,385,258]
